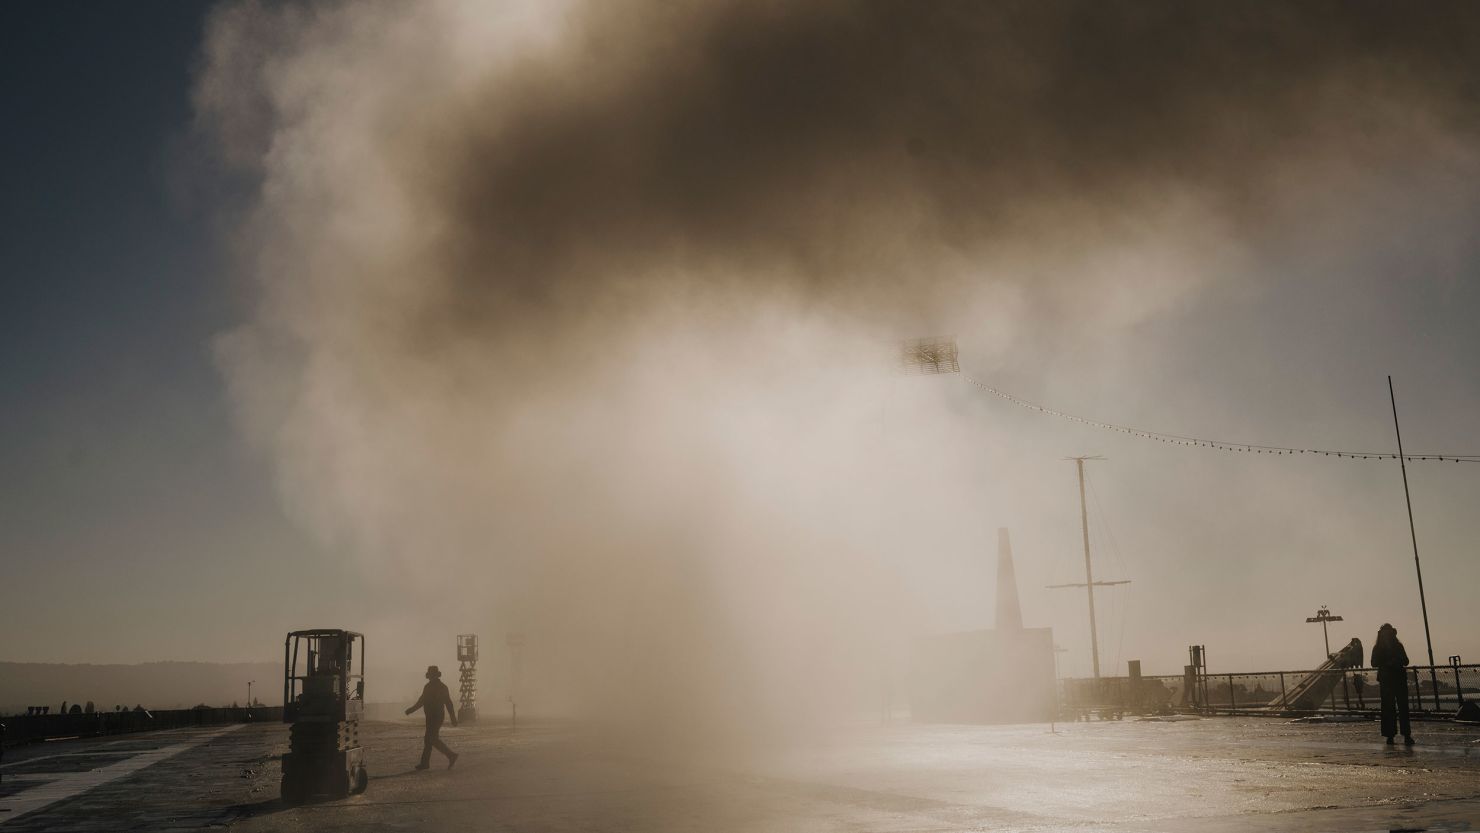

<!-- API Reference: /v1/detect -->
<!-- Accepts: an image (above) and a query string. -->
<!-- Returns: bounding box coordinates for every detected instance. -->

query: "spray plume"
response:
[193,0,1480,737]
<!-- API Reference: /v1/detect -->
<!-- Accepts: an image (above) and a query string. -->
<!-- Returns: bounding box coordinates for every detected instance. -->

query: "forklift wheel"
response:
[352,766,369,795]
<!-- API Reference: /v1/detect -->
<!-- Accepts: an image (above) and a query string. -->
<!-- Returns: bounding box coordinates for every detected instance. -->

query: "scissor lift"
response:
[281,629,368,804]
[457,634,478,723]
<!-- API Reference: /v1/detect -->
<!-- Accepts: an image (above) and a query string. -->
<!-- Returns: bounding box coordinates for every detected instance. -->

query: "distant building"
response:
[910,528,1057,724]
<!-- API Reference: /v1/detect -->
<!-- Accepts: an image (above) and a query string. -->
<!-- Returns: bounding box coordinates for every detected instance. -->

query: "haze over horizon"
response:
[4,1,1480,729]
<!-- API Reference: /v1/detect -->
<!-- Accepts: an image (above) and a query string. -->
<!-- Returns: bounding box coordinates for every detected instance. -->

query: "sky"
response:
[3,1,1480,720]
[0,2,369,668]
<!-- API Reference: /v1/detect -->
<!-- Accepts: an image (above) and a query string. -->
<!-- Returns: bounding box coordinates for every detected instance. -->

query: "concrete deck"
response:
[2,716,1478,831]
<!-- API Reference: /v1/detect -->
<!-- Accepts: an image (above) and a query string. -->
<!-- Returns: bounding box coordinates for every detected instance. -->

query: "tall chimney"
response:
[996,527,1023,630]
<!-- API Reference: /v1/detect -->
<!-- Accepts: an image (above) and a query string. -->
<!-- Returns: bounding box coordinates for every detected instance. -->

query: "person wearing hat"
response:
[1371,623,1414,745]
[405,665,459,769]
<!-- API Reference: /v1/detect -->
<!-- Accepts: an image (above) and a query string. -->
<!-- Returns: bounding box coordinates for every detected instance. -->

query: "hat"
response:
[426,665,441,678]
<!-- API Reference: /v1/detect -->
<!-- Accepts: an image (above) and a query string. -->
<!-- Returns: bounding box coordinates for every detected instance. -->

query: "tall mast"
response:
[1388,376,1440,702]
[1047,456,1127,679]
[1076,458,1100,678]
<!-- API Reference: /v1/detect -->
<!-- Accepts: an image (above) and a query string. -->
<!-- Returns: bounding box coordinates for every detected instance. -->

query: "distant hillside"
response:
[0,661,280,715]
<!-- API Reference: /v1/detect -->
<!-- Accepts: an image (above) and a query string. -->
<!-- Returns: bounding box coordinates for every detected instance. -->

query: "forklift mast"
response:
[284,629,365,724]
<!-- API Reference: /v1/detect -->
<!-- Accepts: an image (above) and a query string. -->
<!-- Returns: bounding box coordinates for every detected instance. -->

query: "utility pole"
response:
[1305,606,1342,659]
[1047,456,1128,679]
[1388,376,1440,706]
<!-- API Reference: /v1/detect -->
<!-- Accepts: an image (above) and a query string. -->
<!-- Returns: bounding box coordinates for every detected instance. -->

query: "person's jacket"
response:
[408,679,457,724]
[1371,638,1410,684]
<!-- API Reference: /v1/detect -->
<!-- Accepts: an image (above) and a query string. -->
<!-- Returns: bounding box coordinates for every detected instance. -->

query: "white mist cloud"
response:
[194,0,1480,727]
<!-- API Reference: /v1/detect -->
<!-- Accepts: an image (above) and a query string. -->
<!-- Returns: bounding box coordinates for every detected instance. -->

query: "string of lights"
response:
[962,374,1480,463]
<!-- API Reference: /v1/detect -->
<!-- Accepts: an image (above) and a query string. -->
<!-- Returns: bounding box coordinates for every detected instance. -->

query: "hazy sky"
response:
[4,2,1480,714]
[1,3,372,667]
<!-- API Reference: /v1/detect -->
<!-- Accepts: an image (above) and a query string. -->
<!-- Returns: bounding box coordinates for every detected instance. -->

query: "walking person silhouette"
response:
[406,665,460,769]
[1371,624,1414,745]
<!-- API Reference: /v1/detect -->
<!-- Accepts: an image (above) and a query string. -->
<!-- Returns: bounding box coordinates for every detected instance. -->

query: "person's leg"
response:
[1397,684,1412,739]
[427,720,457,766]
[427,720,455,759]
[1380,682,1397,739]
[419,723,437,768]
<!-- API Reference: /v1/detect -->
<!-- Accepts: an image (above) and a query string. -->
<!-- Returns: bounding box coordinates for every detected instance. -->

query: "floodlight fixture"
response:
[1305,606,1344,659]
[899,336,960,375]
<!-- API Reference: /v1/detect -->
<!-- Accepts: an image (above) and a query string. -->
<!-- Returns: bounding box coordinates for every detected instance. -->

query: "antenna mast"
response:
[1047,456,1128,678]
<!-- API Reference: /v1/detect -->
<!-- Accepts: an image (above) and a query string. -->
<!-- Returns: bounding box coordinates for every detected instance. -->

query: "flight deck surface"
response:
[2,716,1477,831]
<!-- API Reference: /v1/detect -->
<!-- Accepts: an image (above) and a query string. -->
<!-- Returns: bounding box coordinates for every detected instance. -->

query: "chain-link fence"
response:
[1060,664,1480,718]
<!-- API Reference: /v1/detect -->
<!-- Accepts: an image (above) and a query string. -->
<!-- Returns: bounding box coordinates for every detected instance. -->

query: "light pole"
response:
[1305,607,1342,659]
[247,680,254,709]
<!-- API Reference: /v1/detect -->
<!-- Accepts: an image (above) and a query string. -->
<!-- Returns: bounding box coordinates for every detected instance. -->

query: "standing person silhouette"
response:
[406,665,460,769]
[1371,624,1413,745]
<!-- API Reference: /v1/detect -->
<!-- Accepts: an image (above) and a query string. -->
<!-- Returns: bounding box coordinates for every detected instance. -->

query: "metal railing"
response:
[1061,663,1480,718]
[0,705,284,747]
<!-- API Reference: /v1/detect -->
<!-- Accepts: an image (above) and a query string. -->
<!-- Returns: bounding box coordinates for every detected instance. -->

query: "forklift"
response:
[281,629,368,803]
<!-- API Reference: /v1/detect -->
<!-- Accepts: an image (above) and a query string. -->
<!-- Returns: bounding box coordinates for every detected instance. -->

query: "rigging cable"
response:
[962,374,1480,462]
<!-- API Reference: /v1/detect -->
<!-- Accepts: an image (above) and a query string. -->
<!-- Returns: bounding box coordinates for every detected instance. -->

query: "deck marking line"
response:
[0,724,244,826]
